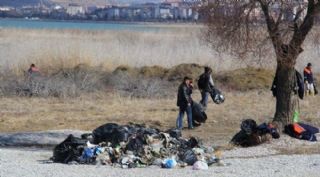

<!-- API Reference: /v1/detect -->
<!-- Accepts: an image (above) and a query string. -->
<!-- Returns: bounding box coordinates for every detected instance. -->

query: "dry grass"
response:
[0,63,281,98]
[215,67,275,91]
[0,26,318,77]
[1,91,319,144]
[0,27,220,75]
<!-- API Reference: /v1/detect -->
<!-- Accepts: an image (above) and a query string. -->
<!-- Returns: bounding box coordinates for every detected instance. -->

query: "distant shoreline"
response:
[0,17,203,26]
[0,17,204,32]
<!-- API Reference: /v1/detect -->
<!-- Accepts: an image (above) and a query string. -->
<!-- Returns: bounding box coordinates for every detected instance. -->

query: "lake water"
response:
[0,18,170,31]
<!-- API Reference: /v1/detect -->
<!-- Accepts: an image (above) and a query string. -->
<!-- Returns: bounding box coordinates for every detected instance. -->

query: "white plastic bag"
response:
[192,161,209,170]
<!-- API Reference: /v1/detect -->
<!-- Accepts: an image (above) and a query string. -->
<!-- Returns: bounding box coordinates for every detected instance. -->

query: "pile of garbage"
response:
[52,123,221,169]
[230,119,280,147]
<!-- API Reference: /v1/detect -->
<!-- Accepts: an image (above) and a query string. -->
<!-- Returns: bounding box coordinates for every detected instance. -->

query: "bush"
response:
[109,72,174,98]
[0,65,108,98]
[215,67,274,91]
[0,64,277,98]
[165,63,204,82]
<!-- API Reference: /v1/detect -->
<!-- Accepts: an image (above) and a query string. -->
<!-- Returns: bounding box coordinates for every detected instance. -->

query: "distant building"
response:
[160,8,172,19]
[53,5,63,10]
[87,6,98,13]
[0,6,13,12]
[1,0,204,22]
[179,8,187,19]
[152,5,160,19]
[66,4,85,16]
[107,7,120,20]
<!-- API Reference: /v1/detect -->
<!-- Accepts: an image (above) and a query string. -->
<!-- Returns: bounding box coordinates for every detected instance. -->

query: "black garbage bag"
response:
[187,137,200,148]
[166,128,182,139]
[177,137,200,150]
[126,136,145,155]
[139,127,159,136]
[240,119,257,135]
[112,126,130,144]
[231,119,259,147]
[210,87,225,104]
[231,120,278,147]
[295,71,305,99]
[192,102,207,123]
[52,134,86,163]
[92,123,119,144]
[271,70,304,99]
[230,130,264,147]
[179,149,197,165]
[125,124,159,136]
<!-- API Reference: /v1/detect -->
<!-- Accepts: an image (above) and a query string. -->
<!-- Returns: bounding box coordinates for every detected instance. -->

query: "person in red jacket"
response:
[304,63,315,96]
[28,64,41,76]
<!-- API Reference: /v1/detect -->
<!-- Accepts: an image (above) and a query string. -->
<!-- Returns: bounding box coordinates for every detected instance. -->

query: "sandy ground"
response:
[0,147,320,177]
[1,131,320,177]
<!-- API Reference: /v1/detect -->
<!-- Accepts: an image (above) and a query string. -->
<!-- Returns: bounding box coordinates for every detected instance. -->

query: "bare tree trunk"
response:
[273,60,297,128]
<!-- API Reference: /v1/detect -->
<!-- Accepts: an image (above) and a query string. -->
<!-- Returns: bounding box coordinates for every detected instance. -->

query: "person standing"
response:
[198,67,214,108]
[304,63,315,96]
[176,76,193,129]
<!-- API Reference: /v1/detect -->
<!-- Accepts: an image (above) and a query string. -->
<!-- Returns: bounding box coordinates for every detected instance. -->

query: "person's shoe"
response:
[188,127,194,130]
[193,122,201,127]
[176,126,183,130]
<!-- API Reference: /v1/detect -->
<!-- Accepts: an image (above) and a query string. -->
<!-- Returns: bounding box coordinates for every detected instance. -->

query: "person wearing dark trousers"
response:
[176,76,193,130]
[304,63,315,96]
[198,67,214,109]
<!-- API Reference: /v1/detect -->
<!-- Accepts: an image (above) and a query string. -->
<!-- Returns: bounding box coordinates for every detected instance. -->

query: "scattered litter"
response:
[231,119,280,147]
[51,123,221,169]
[193,161,209,170]
[161,158,177,169]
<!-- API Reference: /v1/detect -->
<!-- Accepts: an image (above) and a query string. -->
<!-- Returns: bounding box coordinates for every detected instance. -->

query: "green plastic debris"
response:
[293,110,300,123]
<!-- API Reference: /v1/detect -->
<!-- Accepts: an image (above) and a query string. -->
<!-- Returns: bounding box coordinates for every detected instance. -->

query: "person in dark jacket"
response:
[304,63,315,96]
[176,76,193,129]
[198,67,214,108]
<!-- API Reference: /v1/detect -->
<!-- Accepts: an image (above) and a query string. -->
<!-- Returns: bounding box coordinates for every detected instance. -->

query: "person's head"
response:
[307,63,312,69]
[30,64,35,68]
[204,66,212,74]
[183,76,192,85]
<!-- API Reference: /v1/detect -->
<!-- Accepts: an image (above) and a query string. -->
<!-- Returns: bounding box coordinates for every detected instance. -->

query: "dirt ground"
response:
[0,90,319,146]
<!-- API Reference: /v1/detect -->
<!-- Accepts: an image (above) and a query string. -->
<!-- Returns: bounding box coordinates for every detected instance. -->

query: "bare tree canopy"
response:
[201,0,320,63]
[200,0,320,126]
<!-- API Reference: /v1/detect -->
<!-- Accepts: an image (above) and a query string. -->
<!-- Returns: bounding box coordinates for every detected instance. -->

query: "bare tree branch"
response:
[289,0,318,54]
[201,0,320,64]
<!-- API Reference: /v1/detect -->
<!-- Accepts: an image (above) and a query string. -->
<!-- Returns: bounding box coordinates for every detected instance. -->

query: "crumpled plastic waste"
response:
[52,123,222,169]
[192,161,209,170]
[161,157,177,169]
[86,141,97,148]
[79,148,95,163]
[179,149,197,165]
[94,147,105,155]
